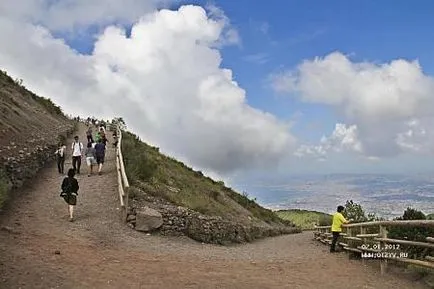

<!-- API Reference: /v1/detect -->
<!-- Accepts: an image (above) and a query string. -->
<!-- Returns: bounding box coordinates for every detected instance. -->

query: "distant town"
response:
[243,174,434,219]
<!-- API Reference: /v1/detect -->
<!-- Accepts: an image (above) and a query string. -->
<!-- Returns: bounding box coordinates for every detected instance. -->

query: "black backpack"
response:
[60,178,72,197]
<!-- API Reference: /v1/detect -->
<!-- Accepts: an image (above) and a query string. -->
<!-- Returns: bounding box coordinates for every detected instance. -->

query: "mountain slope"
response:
[0,70,74,207]
[121,130,300,243]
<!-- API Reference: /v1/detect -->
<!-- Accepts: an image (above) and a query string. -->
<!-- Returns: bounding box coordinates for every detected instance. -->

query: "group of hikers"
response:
[55,120,118,222]
[55,125,108,176]
[54,117,354,237]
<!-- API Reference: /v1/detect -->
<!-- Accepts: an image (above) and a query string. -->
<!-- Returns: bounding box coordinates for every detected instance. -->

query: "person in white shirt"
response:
[55,141,67,174]
[71,136,83,174]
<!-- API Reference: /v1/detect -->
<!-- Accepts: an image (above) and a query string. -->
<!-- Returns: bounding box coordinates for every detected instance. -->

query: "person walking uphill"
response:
[86,127,93,143]
[94,139,106,175]
[71,136,83,174]
[55,141,67,174]
[60,168,79,222]
[330,205,350,253]
[84,141,96,177]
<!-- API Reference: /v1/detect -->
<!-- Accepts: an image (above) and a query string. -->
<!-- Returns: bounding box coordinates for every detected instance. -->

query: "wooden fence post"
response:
[347,227,353,257]
[379,225,388,275]
[314,221,434,272]
[360,226,366,265]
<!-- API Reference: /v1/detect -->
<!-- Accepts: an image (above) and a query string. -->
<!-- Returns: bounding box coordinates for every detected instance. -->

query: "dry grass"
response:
[276,209,332,230]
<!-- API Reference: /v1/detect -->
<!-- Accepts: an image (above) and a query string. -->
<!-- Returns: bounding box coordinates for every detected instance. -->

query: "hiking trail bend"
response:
[0,124,428,289]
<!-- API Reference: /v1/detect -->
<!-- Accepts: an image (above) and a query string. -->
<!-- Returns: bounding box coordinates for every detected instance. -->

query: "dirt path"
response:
[0,124,429,289]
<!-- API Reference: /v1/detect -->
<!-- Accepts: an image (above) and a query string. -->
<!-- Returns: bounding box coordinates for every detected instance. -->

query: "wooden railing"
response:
[114,125,130,217]
[314,220,434,274]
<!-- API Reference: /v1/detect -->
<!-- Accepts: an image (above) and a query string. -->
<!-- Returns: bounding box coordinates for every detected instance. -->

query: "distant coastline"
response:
[236,174,434,220]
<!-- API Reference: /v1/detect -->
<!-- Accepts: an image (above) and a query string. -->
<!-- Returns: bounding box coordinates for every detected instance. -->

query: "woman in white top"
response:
[55,141,67,174]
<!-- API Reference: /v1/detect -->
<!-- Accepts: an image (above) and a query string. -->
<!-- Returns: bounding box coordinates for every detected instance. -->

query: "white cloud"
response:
[259,22,270,35]
[204,3,241,47]
[395,118,434,154]
[0,0,166,32]
[0,4,296,175]
[295,123,362,159]
[272,52,434,158]
[242,53,270,64]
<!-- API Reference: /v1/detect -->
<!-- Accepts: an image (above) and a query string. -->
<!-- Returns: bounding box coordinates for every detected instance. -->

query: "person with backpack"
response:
[55,141,67,174]
[84,141,96,177]
[60,168,80,222]
[94,138,106,175]
[71,136,83,174]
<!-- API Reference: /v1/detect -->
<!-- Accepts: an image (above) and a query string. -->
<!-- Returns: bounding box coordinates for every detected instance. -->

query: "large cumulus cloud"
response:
[271,52,434,159]
[0,3,296,175]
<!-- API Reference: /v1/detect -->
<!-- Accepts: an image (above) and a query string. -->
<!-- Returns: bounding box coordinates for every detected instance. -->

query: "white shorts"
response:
[86,156,95,166]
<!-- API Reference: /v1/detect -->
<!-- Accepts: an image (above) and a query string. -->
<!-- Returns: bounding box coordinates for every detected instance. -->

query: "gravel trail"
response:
[0,124,429,289]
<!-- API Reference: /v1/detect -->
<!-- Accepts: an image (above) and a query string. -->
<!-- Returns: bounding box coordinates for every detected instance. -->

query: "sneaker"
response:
[69,217,74,222]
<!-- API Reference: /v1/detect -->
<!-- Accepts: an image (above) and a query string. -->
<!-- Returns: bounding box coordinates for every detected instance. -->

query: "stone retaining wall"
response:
[126,187,301,245]
[1,123,75,194]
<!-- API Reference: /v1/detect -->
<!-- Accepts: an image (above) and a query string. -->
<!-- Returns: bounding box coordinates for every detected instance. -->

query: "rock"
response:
[135,207,163,232]
[126,214,136,222]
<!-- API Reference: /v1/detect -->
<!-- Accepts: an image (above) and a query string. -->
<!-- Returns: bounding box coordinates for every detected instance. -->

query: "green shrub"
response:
[388,208,434,259]
[344,200,368,222]
[343,200,382,222]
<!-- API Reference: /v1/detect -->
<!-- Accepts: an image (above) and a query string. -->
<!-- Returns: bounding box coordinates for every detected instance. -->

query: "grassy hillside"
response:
[121,131,294,227]
[277,209,332,230]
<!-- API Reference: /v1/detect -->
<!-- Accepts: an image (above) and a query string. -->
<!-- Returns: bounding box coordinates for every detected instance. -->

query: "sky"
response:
[1,0,434,188]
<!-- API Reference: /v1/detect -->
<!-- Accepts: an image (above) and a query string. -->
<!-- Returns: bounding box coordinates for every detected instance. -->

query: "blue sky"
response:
[187,0,434,142]
[62,0,434,138]
[2,0,434,179]
[185,0,434,177]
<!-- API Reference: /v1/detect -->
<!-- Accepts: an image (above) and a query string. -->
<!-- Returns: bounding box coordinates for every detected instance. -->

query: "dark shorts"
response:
[62,194,77,206]
[96,155,105,164]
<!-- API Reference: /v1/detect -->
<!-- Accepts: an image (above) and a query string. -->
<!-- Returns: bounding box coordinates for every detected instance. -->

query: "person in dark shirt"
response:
[94,139,106,175]
[60,168,80,222]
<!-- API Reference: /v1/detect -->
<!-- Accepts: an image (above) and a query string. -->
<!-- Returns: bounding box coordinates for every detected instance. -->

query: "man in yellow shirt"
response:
[330,205,349,252]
